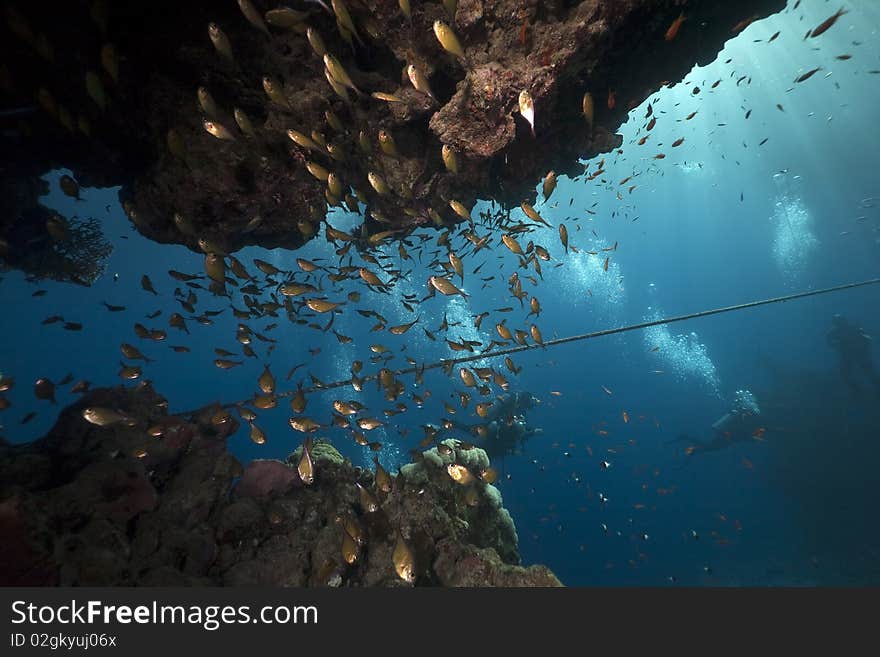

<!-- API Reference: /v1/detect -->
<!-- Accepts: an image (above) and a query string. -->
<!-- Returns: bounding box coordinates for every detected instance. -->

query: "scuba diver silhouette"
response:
[671,389,763,456]
[826,314,880,397]
[452,391,543,460]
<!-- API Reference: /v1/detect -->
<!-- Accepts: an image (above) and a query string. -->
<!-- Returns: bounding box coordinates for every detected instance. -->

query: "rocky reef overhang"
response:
[0,384,562,587]
[1,0,784,262]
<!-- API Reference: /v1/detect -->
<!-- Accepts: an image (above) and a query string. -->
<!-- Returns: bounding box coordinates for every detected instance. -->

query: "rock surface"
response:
[0,385,561,587]
[0,0,784,264]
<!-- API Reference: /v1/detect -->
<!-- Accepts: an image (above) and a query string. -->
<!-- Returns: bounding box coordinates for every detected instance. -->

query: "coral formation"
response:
[0,385,560,587]
[0,173,112,285]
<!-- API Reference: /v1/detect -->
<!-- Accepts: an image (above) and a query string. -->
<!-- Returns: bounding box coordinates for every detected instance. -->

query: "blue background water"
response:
[2,1,879,585]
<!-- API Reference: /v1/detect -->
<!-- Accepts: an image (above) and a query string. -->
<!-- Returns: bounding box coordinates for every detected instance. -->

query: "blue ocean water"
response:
[2,1,879,585]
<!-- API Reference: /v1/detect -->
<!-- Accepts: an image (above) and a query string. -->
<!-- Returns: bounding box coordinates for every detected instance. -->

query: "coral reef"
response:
[0,172,112,285]
[0,0,784,260]
[0,385,561,587]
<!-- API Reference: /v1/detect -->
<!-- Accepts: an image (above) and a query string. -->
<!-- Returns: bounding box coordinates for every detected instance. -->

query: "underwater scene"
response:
[1,0,879,587]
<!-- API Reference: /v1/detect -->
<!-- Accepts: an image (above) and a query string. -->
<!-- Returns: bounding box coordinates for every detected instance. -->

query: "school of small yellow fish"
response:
[0,0,861,582]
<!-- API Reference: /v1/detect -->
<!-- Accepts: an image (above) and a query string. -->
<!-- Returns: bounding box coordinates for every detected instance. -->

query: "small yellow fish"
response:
[367,171,390,195]
[120,343,149,361]
[324,54,360,94]
[433,20,464,59]
[449,252,463,280]
[298,438,314,484]
[543,171,557,201]
[518,90,535,136]
[341,527,359,564]
[205,254,226,283]
[480,467,498,484]
[306,161,330,181]
[258,365,275,394]
[253,259,282,276]
[359,267,385,286]
[521,202,550,226]
[249,422,267,445]
[407,64,435,100]
[238,0,271,36]
[331,0,362,45]
[378,129,397,157]
[357,482,379,513]
[238,406,257,422]
[357,417,384,430]
[306,27,327,57]
[211,408,232,425]
[204,120,236,141]
[289,416,321,433]
[441,144,458,174]
[82,407,133,426]
[325,109,344,133]
[354,130,371,155]
[324,70,351,102]
[280,282,314,297]
[326,143,346,162]
[168,313,188,333]
[290,386,307,414]
[148,329,167,342]
[530,324,544,345]
[332,400,360,415]
[233,108,255,136]
[262,76,289,108]
[327,173,344,198]
[449,200,471,221]
[371,91,403,103]
[306,298,340,313]
[354,15,378,40]
[287,129,318,151]
[476,401,493,418]
[528,297,541,317]
[582,91,594,129]
[374,457,393,493]
[447,463,474,485]
[265,7,310,29]
[429,276,467,297]
[339,514,364,547]
[208,23,234,62]
[389,317,419,335]
[501,234,523,255]
[197,87,219,118]
[393,532,416,583]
